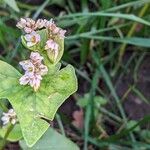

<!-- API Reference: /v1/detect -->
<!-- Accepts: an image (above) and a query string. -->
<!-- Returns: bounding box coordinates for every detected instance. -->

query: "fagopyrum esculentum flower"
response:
[1,109,17,125]
[0,17,77,147]
[19,52,48,91]
[24,31,41,47]
[45,39,59,61]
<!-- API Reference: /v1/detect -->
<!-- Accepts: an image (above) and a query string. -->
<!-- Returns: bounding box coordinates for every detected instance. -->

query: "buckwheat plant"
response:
[0,18,77,147]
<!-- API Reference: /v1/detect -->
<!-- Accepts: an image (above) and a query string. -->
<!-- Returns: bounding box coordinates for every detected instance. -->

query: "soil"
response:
[116,54,150,121]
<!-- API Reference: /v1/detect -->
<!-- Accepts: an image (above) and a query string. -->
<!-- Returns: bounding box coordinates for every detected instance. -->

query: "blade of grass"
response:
[133,52,146,82]
[132,86,149,104]
[67,23,131,40]
[58,12,150,26]
[93,53,127,122]
[84,69,100,150]
[104,0,150,12]
[119,3,149,63]
[93,52,139,149]
[32,0,50,19]
[78,35,150,48]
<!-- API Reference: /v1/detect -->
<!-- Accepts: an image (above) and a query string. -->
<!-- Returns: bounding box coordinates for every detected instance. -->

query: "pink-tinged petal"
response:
[24,31,40,47]
[39,64,48,75]
[53,27,60,34]
[29,75,42,91]
[44,19,53,28]
[35,33,41,43]
[24,27,33,33]
[19,75,30,85]
[24,34,32,41]
[26,18,35,27]
[30,52,43,64]
[45,39,59,51]
[54,43,59,50]
[16,18,27,29]
[59,29,66,38]
[19,60,34,71]
[36,19,45,29]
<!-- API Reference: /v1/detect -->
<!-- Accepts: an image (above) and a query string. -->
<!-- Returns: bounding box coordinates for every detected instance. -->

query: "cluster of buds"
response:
[19,52,48,91]
[1,109,17,125]
[16,18,66,91]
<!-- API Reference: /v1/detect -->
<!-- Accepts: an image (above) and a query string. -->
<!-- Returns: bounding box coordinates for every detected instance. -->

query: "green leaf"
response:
[21,29,64,64]
[127,120,140,132]
[20,127,79,150]
[140,130,150,143]
[4,0,20,12]
[77,93,107,108]
[0,124,22,142]
[0,60,77,147]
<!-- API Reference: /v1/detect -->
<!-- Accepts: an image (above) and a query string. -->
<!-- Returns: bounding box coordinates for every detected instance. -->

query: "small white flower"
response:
[24,27,33,33]
[45,39,59,51]
[48,20,66,38]
[30,52,43,65]
[16,18,35,33]
[39,64,48,76]
[24,31,40,47]
[19,74,30,85]
[1,109,17,125]
[19,52,48,91]
[45,39,59,61]
[59,29,66,38]
[16,18,66,38]
[44,19,53,28]
[16,18,27,29]
[19,60,34,75]
[29,74,42,91]
[26,18,35,27]
[35,19,45,29]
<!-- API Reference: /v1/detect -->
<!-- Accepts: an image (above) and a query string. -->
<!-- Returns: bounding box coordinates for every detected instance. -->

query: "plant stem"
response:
[56,114,66,136]
[0,124,14,150]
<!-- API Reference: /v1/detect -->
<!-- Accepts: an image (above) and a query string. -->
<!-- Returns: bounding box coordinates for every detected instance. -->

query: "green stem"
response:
[0,124,14,150]
[56,114,65,136]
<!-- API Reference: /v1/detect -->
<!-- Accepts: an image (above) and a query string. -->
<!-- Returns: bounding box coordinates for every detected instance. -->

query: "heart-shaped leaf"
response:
[0,60,77,147]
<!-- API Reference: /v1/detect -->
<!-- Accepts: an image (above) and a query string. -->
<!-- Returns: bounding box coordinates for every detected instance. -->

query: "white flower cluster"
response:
[16,18,66,38]
[17,18,66,91]
[16,18,46,33]
[19,52,48,91]
[1,109,17,125]
[16,18,66,58]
